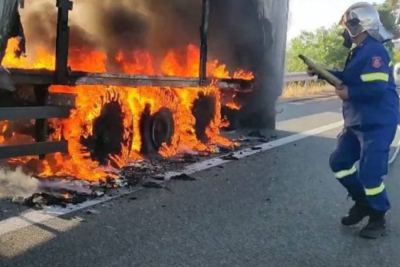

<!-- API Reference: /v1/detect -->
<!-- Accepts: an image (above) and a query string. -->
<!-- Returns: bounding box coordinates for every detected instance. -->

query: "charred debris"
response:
[1,132,275,209]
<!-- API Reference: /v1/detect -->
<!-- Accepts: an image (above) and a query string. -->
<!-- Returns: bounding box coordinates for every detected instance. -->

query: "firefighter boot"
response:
[360,210,387,239]
[341,199,370,226]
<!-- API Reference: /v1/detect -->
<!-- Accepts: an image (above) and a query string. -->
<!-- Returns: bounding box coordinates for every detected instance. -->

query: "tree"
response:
[376,0,400,60]
[379,0,399,12]
[286,0,400,72]
[286,25,348,72]
[376,1,399,39]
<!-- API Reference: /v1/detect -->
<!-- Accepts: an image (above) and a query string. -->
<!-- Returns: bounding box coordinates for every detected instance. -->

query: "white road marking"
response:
[0,120,343,237]
[166,120,343,178]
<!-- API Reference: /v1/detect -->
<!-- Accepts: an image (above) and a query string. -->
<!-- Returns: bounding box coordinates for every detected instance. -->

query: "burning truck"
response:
[0,0,289,183]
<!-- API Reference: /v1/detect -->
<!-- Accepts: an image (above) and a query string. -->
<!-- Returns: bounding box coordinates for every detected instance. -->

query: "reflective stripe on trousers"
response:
[334,165,357,179]
[365,183,386,196]
[334,167,386,196]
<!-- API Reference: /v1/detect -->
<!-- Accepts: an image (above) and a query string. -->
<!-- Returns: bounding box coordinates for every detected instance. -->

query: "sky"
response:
[287,0,386,41]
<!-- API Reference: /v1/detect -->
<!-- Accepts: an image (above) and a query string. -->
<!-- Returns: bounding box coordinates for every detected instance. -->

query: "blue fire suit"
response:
[329,36,399,211]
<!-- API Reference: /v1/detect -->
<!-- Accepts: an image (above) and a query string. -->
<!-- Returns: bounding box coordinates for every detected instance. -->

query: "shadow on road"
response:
[1,128,400,267]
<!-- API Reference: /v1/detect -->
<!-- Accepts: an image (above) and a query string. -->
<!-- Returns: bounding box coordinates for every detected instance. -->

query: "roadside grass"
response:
[282,81,333,99]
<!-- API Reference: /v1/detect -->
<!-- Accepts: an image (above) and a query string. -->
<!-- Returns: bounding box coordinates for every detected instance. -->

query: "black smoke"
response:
[20,0,282,129]
[20,0,265,73]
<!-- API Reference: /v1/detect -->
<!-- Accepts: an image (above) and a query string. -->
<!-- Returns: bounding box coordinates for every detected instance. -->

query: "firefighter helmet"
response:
[340,2,393,42]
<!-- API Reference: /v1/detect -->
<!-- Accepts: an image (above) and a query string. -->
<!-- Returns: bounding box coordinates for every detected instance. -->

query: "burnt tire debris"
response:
[221,153,240,161]
[4,131,276,209]
[25,192,88,208]
[170,173,196,181]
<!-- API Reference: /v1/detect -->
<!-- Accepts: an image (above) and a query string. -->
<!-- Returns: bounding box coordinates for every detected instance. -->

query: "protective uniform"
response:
[329,35,399,211]
[326,3,399,238]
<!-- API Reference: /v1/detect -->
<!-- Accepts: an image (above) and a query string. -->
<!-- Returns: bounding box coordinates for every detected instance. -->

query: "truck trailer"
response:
[0,0,290,180]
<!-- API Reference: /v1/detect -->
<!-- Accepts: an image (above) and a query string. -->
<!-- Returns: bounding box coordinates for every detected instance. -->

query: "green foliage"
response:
[286,25,348,72]
[377,0,400,58]
[380,0,399,11]
[286,0,400,72]
[394,49,400,63]
[376,1,399,39]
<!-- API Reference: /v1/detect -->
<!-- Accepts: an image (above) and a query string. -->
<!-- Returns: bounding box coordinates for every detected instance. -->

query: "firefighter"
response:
[308,2,399,239]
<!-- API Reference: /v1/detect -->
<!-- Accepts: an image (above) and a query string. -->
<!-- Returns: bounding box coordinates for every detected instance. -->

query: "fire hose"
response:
[299,54,400,165]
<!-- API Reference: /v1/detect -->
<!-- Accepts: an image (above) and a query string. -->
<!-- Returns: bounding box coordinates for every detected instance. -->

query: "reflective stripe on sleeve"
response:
[360,73,389,82]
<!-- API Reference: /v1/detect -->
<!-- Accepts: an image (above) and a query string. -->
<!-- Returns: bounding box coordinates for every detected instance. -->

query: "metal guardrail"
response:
[284,72,317,83]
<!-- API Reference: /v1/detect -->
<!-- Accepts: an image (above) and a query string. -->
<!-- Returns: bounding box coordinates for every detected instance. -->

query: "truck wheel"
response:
[140,105,175,157]
[151,108,174,150]
[192,92,216,143]
[81,99,133,167]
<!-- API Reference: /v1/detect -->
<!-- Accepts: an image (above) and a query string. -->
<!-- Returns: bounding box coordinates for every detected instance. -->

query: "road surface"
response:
[1,95,400,267]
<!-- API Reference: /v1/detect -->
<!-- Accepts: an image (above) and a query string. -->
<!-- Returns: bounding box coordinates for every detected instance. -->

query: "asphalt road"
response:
[2,95,400,267]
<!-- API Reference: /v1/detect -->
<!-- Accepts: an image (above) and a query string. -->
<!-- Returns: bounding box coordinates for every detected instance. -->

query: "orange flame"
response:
[2,39,252,181]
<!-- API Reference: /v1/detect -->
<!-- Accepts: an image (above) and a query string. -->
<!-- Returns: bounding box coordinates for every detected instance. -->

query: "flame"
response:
[2,39,252,182]
[225,102,241,110]
[233,70,254,80]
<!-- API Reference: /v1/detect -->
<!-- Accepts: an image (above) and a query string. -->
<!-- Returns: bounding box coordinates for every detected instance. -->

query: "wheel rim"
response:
[150,108,174,150]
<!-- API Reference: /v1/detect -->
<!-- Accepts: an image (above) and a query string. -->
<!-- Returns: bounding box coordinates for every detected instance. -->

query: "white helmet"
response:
[340,2,393,42]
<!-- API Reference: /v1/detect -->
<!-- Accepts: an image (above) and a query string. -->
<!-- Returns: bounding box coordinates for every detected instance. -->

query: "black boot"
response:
[360,210,387,239]
[341,199,370,226]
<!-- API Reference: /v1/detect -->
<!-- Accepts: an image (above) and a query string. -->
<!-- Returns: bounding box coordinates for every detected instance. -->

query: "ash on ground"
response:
[2,132,276,209]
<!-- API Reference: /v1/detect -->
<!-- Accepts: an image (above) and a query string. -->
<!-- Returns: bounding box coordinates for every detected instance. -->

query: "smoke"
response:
[0,167,39,199]
[209,0,264,72]
[19,0,263,72]
[0,166,93,200]
[19,0,200,71]
[18,0,288,129]
[19,1,56,53]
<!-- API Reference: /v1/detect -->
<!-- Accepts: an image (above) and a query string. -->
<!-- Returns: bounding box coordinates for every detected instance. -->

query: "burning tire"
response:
[191,92,216,143]
[81,98,134,167]
[221,106,239,132]
[140,105,175,157]
[151,108,174,150]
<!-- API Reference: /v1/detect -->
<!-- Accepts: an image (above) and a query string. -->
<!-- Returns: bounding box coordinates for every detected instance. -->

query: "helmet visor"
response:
[345,18,362,37]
